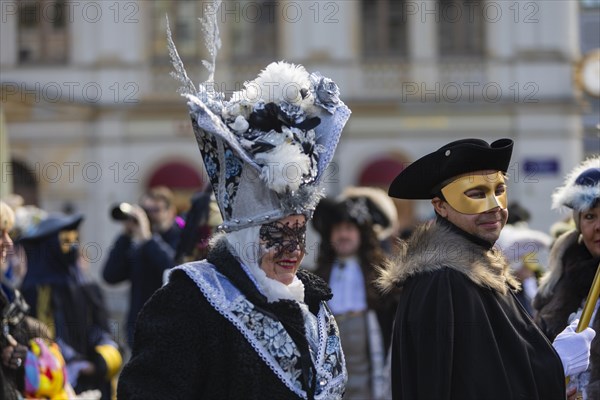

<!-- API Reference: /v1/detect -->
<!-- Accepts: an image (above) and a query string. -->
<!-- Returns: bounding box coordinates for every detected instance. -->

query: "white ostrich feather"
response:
[232,62,311,106]
[199,0,222,83]
[255,143,311,192]
[166,16,196,97]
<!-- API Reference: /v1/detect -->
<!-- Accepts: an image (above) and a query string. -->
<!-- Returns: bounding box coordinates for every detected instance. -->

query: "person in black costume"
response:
[19,212,122,400]
[378,138,594,400]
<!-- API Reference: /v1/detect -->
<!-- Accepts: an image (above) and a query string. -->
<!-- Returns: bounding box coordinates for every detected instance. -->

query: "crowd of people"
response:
[2,147,599,399]
[2,4,599,399]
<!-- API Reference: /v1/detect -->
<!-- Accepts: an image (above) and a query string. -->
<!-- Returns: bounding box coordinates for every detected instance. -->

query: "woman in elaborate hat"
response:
[378,138,594,400]
[534,156,600,399]
[117,5,351,399]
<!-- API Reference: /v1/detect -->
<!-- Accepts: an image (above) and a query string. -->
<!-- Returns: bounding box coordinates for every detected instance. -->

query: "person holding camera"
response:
[103,186,182,347]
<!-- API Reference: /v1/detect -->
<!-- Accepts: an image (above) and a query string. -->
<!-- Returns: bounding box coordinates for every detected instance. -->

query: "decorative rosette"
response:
[214,62,339,193]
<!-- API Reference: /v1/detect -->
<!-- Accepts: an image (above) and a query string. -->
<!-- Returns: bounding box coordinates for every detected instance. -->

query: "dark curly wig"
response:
[314,221,386,307]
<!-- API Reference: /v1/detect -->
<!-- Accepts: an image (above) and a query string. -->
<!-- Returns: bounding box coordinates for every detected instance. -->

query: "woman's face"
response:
[0,228,13,273]
[580,205,600,258]
[330,221,361,258]
[259,214,306,286]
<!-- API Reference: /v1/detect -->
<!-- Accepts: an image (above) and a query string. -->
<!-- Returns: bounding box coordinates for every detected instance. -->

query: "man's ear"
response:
[431,197,448,217]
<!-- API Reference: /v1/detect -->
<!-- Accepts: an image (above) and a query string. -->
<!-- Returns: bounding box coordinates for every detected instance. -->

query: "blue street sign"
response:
[523,158,560,175]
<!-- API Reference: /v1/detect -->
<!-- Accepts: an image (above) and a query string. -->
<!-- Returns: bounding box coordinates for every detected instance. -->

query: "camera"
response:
[110,203,137,222]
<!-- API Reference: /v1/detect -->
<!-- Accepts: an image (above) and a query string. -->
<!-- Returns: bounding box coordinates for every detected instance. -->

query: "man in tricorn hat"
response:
[377,138,594,399]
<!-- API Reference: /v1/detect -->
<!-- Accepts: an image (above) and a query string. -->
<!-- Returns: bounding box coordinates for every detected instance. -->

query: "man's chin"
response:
[478,231,500,245]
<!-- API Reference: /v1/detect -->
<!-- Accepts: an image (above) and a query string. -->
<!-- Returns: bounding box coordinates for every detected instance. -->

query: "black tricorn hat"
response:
[312,198,348,235]
[388,138,513,199]
[20,213,84,241]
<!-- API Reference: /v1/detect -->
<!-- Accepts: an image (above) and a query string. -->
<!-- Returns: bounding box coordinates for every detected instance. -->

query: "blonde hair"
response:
[0,201,15,232]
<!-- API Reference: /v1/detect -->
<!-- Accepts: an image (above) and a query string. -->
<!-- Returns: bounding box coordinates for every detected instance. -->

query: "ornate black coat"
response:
[118,238,346,400]
[378,219,566,400]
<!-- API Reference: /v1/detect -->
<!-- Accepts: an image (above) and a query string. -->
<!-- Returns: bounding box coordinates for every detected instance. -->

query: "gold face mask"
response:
[440,171,508,214]
[59,230,79,254]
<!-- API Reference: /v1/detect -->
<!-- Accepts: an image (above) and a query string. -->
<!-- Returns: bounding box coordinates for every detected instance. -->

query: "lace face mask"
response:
[259,220,307,258]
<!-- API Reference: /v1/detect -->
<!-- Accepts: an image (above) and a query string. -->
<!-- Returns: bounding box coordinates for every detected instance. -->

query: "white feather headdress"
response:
[552,156,600,212]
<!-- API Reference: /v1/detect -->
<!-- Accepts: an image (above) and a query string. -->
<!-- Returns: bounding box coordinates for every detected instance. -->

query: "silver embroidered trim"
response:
[175,262,346,399]
[314,307,347,399]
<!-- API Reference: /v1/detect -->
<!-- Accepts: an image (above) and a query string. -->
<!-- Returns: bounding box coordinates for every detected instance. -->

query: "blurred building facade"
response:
[579,0,600,156]
[0,0,596,324]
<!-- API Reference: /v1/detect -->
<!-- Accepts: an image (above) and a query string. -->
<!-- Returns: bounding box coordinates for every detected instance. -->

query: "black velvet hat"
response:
[388,138,513,199]
[312,187,398,240]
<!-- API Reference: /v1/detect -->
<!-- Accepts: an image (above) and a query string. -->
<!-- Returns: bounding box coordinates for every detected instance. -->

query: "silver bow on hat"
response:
[167,3,351,232]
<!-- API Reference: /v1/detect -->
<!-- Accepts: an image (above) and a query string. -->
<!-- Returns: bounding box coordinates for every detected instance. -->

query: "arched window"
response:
[147,161,205,213]
[358,157,407,187]
[147,161,203,189]
[358,154,416,234]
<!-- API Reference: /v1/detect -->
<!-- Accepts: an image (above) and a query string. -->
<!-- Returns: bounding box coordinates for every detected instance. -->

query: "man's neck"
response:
[336,255,358,262]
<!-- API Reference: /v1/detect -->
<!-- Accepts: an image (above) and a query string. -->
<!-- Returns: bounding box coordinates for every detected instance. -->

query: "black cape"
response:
[378,219,565,400]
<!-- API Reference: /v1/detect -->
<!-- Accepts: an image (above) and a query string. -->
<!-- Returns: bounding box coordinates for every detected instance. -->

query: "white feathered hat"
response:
[552,156,600,231]
[312,187,399,241]
[552,156,600,212]
[338,186,399,240]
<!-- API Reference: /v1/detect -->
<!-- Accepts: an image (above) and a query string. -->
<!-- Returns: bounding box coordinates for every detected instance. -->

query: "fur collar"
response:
[536,229,581,299]
[377,220,520,295]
